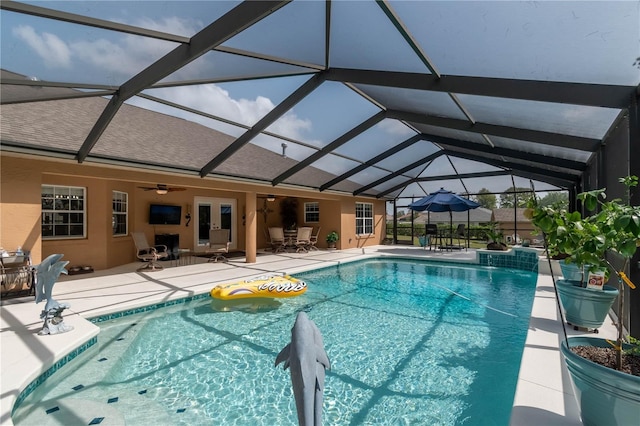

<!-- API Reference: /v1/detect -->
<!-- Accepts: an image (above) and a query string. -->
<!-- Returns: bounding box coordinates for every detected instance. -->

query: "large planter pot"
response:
[486,242,507,251]
[556,279,619,330]
[561,336,640,426]
[559,262,585,282]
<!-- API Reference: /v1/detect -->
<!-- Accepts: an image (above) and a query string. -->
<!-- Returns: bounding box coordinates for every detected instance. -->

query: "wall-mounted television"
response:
[149,204,182,225]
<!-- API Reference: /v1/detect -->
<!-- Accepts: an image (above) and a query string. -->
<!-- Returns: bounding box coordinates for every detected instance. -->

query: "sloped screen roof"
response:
[1,1,638,200]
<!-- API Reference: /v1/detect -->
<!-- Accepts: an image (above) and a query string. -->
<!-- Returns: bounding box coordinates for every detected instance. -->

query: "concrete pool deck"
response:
[1,246,616,425]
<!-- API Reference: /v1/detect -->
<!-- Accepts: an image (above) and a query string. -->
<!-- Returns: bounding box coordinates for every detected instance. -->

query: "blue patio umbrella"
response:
[409,188,480,247]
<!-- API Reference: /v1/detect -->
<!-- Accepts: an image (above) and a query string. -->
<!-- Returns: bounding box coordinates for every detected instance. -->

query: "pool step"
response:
[12,398,125,426]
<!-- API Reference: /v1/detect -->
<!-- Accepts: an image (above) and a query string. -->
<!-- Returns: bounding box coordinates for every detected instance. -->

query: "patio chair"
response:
[425,224,438,251]
[206,229,231,262]
[308,226,321,251]
[454,224,467,249]
[295,227,313,253]
[268,227,287,253]
[132,232,169,271]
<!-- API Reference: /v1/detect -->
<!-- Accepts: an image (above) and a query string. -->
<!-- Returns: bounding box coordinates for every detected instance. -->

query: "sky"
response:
[2,0,638,198]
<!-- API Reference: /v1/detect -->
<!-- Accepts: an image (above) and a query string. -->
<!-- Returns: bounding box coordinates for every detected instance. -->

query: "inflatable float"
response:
[210,273,307,300]
[209,297,282,313]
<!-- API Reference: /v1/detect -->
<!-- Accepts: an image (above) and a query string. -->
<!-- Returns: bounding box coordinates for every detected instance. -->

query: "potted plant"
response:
[279,197,298,230]
[525,201,581,278]
[528,187,623,330]
[530,176,640,425]
[326,231,339,249]
[485,223,507,251]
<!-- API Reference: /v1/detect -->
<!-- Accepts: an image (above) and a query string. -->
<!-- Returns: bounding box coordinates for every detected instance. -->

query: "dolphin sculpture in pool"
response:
[275,311,331,426]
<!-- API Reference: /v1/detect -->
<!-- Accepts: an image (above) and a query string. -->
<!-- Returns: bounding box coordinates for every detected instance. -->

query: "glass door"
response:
[194,197,236,250]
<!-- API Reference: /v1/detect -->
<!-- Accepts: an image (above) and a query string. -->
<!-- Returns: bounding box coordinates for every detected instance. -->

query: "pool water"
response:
[13,259,537,425]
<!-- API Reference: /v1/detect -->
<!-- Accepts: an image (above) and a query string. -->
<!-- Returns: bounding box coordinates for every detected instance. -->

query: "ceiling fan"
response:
[138,184,186,195]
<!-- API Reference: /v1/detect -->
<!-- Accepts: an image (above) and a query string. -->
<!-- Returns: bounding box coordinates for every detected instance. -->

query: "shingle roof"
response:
[491,208,531,223]
[0,70,361,193]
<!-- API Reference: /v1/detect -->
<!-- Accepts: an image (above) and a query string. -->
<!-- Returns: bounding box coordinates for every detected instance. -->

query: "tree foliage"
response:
[473,188,496,209]
[499,187,534,208]
[537,191,569,208]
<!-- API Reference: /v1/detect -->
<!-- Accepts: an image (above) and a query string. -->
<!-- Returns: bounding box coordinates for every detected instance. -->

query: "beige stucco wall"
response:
[0,156,43,263]
[338,199,386,249]
[1,153,386,270]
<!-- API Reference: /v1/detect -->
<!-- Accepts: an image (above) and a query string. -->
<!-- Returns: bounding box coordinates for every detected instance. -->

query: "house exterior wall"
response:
[497,222,536,243]
[1,153,385,269]
[1,155,43,263]
[338,198,385,249]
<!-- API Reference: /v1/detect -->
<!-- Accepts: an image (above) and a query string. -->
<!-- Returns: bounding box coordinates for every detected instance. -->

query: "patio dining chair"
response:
[268,227,287,253]
[295,227,313,253]
[132,232,169,271]
[206,229,231,262]
[454,224,467,249]
[308,226,321,251]
[425,224,439,251]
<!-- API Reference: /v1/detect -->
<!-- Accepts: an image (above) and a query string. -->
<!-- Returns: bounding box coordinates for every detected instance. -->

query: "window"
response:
[356,202,374,235]
[112,191,128,236]
[304,202,319,223]
[41,185,85,239]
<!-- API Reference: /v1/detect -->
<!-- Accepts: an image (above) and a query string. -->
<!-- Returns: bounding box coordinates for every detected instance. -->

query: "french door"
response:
[194,197,237,251]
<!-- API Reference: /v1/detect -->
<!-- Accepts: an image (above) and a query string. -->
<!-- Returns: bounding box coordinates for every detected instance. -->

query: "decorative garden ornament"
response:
[276,311,331,426]
[35,254,73,335]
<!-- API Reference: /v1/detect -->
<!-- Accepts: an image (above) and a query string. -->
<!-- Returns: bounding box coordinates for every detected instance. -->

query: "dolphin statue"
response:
[35,254,69,310]
[35,254,72,335]
[275,311,330,426]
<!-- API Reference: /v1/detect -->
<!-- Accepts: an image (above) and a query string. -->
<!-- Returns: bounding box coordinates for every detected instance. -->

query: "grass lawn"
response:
[391,235,488,249]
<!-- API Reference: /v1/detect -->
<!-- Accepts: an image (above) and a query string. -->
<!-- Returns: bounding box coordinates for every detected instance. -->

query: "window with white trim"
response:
[355,202,374,235]
[304,202,319,223]
[41,185,86,239]
[112,191,128,236]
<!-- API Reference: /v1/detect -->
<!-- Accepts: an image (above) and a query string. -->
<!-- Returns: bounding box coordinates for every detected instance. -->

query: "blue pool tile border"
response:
[326,252,539,273]
[478,249,539,272]
[13,336,97,411]
[13,293,211,416]
[88,293,210,324]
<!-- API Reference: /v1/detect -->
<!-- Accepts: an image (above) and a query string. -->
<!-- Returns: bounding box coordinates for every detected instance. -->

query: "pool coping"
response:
[0,247,616,425]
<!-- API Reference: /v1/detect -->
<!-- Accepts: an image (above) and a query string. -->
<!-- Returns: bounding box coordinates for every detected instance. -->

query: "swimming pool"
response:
[13,259,537,425]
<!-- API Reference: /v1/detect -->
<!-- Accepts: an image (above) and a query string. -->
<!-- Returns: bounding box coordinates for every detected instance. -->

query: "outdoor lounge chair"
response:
[206,229,231,262]
[132,232,169,271]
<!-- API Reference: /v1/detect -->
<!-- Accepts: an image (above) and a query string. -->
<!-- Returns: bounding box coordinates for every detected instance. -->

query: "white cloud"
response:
[14,15,317,154]
[71,38,136,73]
[134,16,198,37]
[149,85,314,142]
[15,16,198,78]
[265,108,313,140]
[12,25,72,68]
[69,17,191,77]
[379,119,415,136]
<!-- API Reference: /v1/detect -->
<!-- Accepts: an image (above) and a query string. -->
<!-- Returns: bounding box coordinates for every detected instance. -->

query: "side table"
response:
[174,249,196,267]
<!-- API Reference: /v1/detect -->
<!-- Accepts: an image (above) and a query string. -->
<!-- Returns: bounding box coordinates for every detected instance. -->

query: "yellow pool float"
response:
[210,273,307,300]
